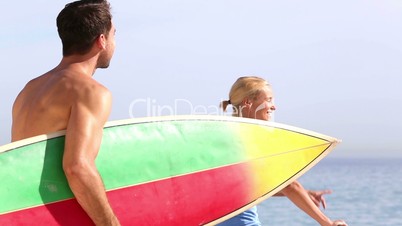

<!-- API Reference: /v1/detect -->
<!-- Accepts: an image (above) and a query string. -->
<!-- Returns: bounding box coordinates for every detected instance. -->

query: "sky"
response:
[1,0,401,158]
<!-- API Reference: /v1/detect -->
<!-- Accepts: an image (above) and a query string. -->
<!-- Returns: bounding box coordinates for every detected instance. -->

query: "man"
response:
[11,1,119,225]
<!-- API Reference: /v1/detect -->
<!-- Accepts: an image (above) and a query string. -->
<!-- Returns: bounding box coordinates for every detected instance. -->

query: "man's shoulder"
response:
[67,75,111,109]
[80,77,111,98]
[14,74,48,104]
[68,76,112,118]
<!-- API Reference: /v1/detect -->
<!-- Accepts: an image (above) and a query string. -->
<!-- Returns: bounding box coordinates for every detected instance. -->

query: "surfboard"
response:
[0,115,340,225]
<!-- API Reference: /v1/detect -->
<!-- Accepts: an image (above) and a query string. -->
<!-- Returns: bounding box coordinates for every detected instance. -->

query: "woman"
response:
[218,76,347,226]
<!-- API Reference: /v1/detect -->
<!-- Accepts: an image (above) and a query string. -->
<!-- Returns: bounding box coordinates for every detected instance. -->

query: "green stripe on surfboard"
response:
[97,121,244,187]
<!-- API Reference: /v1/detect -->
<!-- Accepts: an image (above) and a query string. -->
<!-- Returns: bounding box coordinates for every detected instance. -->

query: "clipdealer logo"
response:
[129,98,229,118]
[128,98,274,121]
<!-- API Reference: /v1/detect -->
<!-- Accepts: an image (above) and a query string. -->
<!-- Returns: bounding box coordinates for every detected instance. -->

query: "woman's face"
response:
[242,87,276,121]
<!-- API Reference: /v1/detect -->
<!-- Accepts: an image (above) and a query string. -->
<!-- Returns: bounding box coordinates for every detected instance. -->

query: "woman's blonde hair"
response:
[220,76,270,116]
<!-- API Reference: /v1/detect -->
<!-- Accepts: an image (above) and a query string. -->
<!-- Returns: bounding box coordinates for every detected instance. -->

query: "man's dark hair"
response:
[57,0,112,56]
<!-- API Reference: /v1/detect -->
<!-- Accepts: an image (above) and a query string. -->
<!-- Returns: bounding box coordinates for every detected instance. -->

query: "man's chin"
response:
[98,64,110,69]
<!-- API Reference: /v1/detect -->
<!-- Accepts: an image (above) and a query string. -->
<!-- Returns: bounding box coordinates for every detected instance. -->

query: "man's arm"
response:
[62,87,120,226]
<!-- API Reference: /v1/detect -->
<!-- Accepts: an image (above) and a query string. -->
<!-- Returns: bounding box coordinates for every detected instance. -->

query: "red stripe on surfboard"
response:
[0,163,254,225]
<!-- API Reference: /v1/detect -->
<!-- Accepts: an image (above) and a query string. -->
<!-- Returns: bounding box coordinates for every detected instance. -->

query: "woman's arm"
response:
[276,180,347,226]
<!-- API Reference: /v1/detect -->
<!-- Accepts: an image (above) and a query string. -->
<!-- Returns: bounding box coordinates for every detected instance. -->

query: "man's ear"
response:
[96,34,107,49]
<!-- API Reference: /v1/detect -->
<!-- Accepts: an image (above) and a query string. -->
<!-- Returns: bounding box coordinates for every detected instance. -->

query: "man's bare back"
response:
[12,67,109,142]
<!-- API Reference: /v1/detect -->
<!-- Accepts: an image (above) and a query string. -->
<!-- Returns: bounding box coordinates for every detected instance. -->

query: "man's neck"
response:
[58,54,99,77]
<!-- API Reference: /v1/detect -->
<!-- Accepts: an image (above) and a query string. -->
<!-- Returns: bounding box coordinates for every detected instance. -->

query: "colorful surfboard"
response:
[0,115,340,225]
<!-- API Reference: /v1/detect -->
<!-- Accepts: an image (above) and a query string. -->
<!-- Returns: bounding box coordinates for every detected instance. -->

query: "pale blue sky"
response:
[1,0,401,158]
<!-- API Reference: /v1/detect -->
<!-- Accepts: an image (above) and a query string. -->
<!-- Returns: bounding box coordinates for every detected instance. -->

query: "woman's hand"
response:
[308,189,332,209]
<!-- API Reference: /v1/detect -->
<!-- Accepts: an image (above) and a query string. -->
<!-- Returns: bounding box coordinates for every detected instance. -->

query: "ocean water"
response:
[256,158,402,226]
